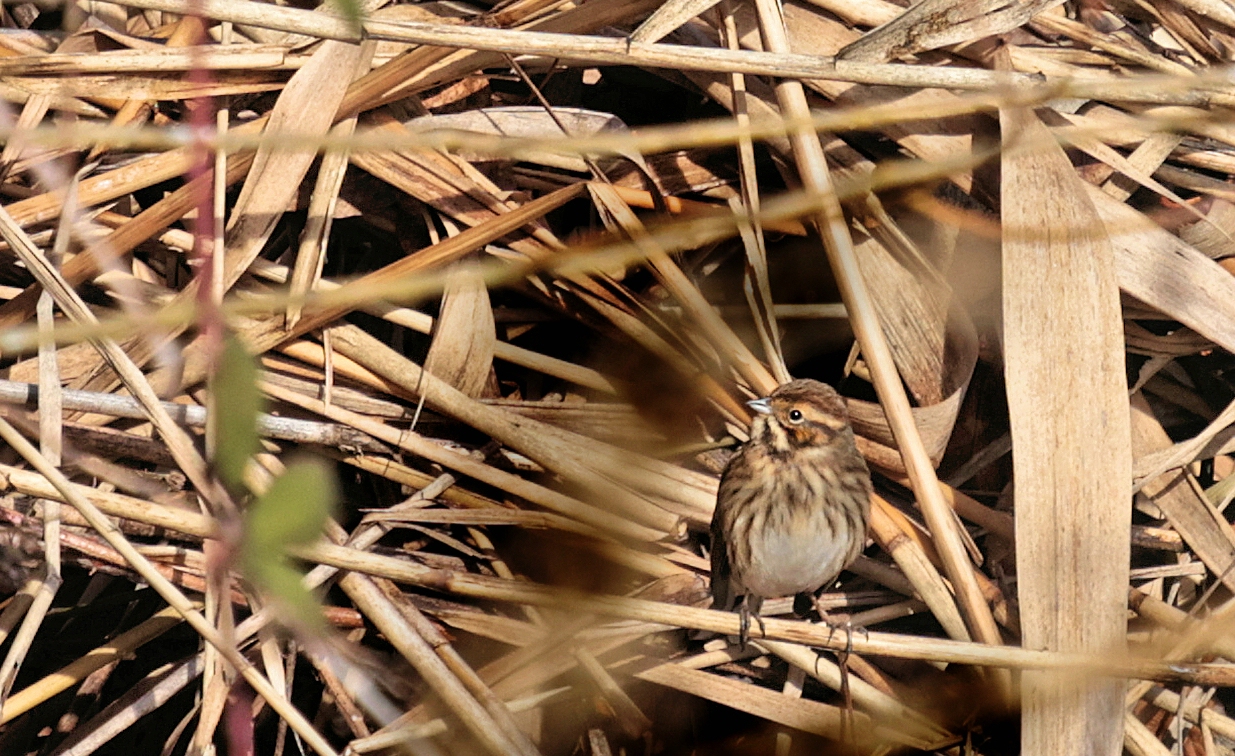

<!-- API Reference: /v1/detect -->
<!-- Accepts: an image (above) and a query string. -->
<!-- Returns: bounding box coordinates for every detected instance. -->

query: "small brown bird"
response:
[711,379,872,643]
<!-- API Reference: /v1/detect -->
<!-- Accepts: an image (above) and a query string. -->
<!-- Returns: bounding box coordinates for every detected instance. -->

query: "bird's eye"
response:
[787,409,804,424]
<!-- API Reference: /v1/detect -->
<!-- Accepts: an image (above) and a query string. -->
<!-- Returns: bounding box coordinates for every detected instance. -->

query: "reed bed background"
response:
[0,0,1230,753]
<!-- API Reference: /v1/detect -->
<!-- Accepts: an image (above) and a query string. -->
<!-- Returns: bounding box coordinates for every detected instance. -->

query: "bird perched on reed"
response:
[710,379,872,644]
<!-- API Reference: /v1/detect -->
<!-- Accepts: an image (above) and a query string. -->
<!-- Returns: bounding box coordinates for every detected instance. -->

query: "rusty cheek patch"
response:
[786,423,830,447]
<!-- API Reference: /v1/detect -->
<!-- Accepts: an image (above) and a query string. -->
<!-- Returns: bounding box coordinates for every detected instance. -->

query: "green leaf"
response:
[241,459,337,633]
[211,333,264,490]
[249,560,325,634]
[244,459,336,552]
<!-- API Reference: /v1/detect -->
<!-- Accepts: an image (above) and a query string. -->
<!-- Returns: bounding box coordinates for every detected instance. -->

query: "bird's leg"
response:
[737,595,767,649]
[812,598,842,634]
[749,595,766,643]
[812,593,833,628]
[814,599,839,646]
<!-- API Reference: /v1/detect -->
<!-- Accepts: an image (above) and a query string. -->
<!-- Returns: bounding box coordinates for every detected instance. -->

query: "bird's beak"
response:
[747,397,772,415]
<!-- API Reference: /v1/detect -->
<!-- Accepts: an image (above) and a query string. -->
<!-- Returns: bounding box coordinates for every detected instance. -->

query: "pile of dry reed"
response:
[0,0,1232,754]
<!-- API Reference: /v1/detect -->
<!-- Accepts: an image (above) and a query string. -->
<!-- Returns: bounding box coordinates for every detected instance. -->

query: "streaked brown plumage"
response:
[711,379,872,643]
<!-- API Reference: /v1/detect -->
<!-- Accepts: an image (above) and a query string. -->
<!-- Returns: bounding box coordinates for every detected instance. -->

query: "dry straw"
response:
[0,0,1234,754]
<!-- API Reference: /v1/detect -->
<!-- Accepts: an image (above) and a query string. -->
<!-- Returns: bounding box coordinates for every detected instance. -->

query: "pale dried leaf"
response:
[1001,100,1130,756]
[223,39,365,290]
[424,265,497,399]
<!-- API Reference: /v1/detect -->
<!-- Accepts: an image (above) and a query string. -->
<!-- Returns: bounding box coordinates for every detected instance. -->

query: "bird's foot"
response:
[812,600,867,652]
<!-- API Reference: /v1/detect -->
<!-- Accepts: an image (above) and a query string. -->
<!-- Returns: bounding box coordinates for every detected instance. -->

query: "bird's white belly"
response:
[741,521,847,599]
